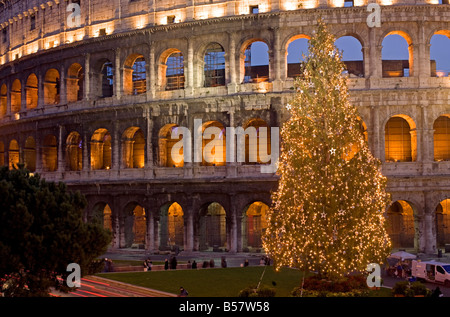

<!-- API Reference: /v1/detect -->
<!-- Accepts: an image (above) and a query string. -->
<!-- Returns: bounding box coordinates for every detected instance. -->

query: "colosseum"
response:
[0,0,449,256]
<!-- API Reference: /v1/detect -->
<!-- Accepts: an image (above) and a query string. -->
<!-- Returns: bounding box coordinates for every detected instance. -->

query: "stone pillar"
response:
[423,191,437,254]
[186,36,194,95]
[20,79,27,112]
[145,108,154,174]
[37,72,44,108]
[6,83,11,116]
[112,123,120,170]
[371,106,381,160]
[227,32,238,93]
[82,133,89,171]
[272,27,282,91]
[229,197,238,253]
[185,211,194,252]
[149,44,156,98]
[57,125,65,172]
[84,53,90,100]
[114,48,122,99]
[59,64,67,105]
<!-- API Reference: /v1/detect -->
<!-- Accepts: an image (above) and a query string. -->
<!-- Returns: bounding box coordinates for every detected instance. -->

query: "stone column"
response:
[59,64,67,105]
[112,123,120,170]
[57,125,65,172]
[272,27,282,91]
[83,53,90,100]
[423,191,437,254]
[227,32,238,93]
[186,36,194,95]
[114,48,122,99]
[20,79,27,112]
[371,106,381,160]
[149,44,156,98]
[145,108,154,175]
[185,211,194,252]
[82,133,89,171]
[37,72,44,109]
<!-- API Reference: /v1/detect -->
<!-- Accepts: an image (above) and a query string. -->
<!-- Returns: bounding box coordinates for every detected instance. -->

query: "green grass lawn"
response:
[96,266,392,297]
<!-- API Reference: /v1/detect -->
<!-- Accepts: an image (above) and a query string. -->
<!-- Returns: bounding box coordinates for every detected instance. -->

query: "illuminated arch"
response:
[243,201,269,250]
[122,127,145,169]
[124,54,147,95]
[159,202,184,250]
[203,43,226,87]
[241,39,270,84]
[11,79,21,113]
[90,128,112,170]
[201,121,226,166]
[436,199,450,247]
[434,115,450,161]
[24,136,36,172]
[67,63,84,102]
[8,139,19,170]
[385,200,416,249]
[26,73,38,109]
[285,34,310,79]
[44,68,60,105]
[42,135,57,172]
[0,84,6,117]
[381,31,414,78]
[385,115,417,162]
[66,131,83,171]
[158,124,184,167]
[198,202,227,251]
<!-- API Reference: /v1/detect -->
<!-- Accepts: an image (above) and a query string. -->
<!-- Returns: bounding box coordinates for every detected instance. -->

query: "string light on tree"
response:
[263,19,392,280]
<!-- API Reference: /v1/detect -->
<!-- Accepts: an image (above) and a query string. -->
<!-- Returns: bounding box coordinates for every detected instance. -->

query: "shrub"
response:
[238,284,276,297]
[291,275,369,297]
[392,281,409,296]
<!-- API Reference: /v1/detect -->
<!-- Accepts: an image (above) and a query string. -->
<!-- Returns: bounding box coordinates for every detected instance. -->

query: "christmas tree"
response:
[263,19,391,280]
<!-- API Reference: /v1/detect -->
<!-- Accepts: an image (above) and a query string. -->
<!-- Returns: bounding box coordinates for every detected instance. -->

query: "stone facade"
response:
[0,0,449,254]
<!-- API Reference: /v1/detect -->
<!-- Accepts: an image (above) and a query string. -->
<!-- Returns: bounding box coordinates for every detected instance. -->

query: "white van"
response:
[411,260,450,287]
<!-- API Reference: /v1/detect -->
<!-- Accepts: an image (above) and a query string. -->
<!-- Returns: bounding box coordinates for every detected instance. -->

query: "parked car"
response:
[411,260,450,287]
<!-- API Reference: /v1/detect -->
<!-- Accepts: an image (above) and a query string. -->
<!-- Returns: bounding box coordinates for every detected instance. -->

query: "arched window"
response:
[26,74,38,109]
[124,54,147,95]
[165,51,185,91]
[430,32,450,77]
[386,201,415,249]
[100,61,114,98]
[381,33,412,78]
[11,79,21,113]
[0,84,6,117]
[91,129,112,170]
[434,115,450,161]
[243,41,269,83]
[123,204,146,249]
[385,116,417,162]
[67,63,84,102]
[24,136,36,172]
[242,118,271,164]
[66,131,82,171]
[0,142,4,166]
[42,135,58,172]
[44,69,60,105]
[286,36,309,78]
[201,121,226,166]
[122,127,145,168]
[204,43,226,87]
[244,201,268,250]
[159,202,184,250]
[158,124,184,167]
[335,36,364,78]
[199,202,227,251]
[8,139,19,170]
[436,199,450,248]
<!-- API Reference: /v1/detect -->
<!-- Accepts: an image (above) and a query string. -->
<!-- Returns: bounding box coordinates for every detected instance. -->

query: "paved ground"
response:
[60,248,450,297]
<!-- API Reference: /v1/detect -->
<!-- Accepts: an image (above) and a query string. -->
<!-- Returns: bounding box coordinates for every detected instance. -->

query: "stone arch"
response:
[25,73,38,109]
[93,58,114,98]
[285,34,310,79]
[11,79,21,113]
[123,53,147,95]
[240,38,270,84]
[158,123,184,167]
[429,30,450,77]
[24,136,36,172]
[122,126,145,168]
[66,131,83,171]
[201,120,226,166]
[384,114,417,162]
[241,117,271,164]
[335,35,365,78]
[159,48,185,91]
[435,198,450,248]
[202,42,226,88]
[241,201,269,251]
[385,200,418,249]
[8,139,19,170]
[198,202,227,251]
[44,68,60,105]
[90,128,112,170]
[158,201,185,251]
[0,84,6,117]
[121,201,147,249]
[42,134,57,172]
[380,30,414,78]
[89,201,113,233]
[433,114,450,161]
[0,141,4,166]
[67,63,84,102]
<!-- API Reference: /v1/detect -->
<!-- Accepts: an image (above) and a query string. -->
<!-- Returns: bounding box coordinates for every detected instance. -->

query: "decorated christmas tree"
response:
[263,19,391,280]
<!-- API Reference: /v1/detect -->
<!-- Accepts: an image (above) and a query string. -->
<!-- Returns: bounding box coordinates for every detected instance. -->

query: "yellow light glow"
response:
[284,0,298,11]
[211,7,225,18]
